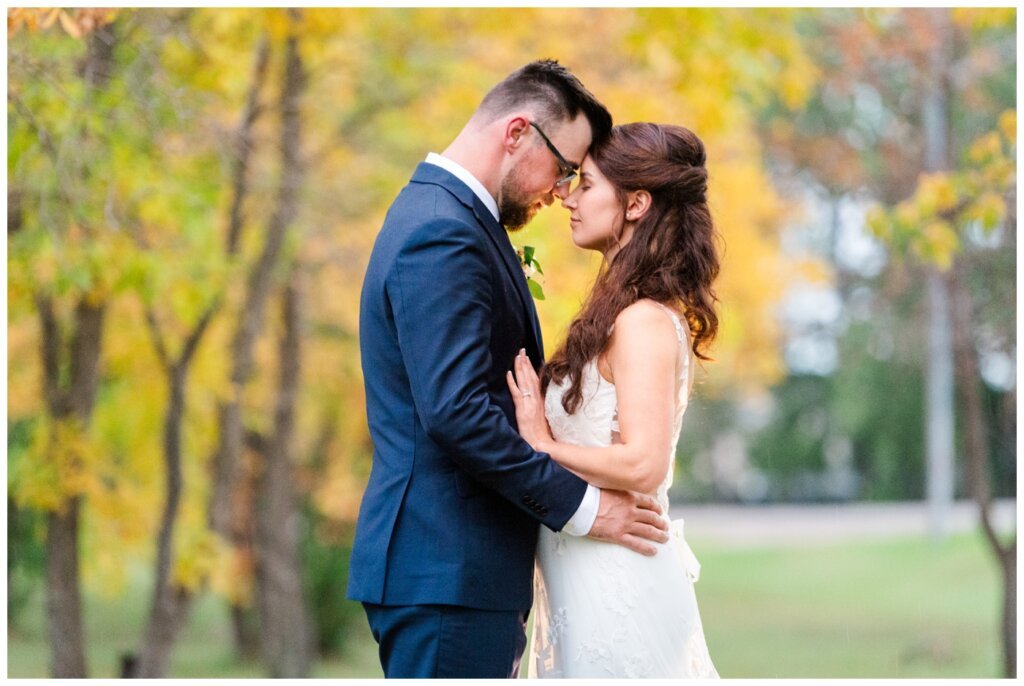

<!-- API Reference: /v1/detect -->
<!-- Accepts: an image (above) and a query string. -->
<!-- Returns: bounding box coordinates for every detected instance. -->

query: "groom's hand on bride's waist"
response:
[586,489,670,556]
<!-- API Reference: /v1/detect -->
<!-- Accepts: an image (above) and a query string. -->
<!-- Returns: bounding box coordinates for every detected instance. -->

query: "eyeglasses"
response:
[529,121,578,188]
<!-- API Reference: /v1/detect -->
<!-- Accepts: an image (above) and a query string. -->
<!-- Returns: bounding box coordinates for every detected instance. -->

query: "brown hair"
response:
[477,59,612,148]
[543,123,721,414]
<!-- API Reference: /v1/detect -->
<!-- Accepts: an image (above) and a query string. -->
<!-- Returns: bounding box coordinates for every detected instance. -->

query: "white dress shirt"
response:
[423,153,600,536]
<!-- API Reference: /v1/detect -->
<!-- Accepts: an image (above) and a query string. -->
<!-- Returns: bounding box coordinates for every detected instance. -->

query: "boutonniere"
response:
[515,245,546,300]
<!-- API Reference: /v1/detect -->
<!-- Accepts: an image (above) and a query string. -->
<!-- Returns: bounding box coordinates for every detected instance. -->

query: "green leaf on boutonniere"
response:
[527,277,546,300]
[522,245,544,274]
[517,245,547,300]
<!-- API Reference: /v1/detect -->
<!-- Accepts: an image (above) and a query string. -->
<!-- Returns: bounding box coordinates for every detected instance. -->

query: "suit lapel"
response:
[470,199,545,360]
[409,163,544,359]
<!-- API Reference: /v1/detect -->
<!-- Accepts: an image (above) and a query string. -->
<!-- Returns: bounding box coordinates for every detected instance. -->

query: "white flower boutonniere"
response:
[515,245,546,300]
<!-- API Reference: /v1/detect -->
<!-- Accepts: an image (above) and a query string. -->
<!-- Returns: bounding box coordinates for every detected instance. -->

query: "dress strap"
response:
[651,301,688,346]
[650,302,694,399]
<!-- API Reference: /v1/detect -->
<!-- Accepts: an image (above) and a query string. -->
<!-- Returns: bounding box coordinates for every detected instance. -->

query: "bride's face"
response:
[561,156,632,258]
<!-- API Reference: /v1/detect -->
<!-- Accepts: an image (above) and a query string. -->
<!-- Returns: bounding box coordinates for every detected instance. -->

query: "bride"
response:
[507,122,720,678]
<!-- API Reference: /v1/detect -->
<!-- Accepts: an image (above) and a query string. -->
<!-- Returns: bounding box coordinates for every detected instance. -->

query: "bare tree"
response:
[206,10,311,676]
[128,32,271,678]
[949,251,1016,678]
[130,306,216,677]
[38,297,104,678]
[35,19,118,677]
[253,269,314,676]
[921,8,955,542]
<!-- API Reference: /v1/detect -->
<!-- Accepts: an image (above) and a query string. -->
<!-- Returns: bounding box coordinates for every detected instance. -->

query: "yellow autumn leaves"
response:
[867,109,1015,269]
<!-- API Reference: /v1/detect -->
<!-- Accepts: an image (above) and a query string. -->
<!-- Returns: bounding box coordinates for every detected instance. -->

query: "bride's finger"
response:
[522,355,542,394]
[524,361,542,396]
[517,351,536,381]
[514,353,531,392]
[506,370,521,402]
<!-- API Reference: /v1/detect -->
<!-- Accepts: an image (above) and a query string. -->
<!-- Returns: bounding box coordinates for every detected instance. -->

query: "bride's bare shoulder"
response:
[609,300,679,349]
[613,299,676,327]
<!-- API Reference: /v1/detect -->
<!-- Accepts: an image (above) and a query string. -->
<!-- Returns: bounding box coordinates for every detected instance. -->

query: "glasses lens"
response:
[555,168,576,187]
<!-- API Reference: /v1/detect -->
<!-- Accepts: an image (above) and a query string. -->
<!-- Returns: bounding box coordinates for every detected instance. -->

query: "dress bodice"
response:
[543,302,691,511]
[529,302,717,679]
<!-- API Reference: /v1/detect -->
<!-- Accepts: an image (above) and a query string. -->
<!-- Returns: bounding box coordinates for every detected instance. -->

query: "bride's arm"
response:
[508,303,678,494]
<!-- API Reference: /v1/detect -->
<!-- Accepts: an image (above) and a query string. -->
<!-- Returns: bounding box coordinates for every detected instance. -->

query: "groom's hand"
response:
[587,489,670,556]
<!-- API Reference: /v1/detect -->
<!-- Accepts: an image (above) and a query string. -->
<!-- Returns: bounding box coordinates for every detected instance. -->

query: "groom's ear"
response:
[625,190,652,223]
[504,116,530,152]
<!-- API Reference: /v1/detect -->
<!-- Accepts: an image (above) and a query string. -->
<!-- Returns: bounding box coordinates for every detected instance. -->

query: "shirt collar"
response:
[424,152,499,222]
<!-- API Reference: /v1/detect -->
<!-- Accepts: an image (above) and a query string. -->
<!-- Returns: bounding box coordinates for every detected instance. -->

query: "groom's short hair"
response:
[477,59,612,147]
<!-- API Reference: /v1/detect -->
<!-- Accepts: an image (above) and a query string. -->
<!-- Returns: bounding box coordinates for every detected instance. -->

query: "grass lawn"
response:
[691,531,1003,678]
[7,532,1003,678]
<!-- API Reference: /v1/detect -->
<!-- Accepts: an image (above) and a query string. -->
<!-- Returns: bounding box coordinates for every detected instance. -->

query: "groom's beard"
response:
[498,164,540,233]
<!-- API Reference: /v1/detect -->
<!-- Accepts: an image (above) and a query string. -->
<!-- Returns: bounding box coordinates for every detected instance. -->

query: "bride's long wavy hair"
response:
[542,123,721,414]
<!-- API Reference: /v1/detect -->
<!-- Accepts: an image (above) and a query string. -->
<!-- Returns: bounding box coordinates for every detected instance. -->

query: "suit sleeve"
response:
[386,216,587,530]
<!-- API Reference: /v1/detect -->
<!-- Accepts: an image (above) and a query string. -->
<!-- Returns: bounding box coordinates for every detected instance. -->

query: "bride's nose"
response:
[561,194,576,210]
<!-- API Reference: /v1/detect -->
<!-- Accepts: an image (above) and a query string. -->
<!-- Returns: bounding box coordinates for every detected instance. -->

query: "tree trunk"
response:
[45,500,87,677]
[38,296,105,678]
[255,272,313,677]
[231,604,262,659]
[948,261,1016,677]
[130,274,217,676]
[1000,544,1016,677]
[209,13,305,548]
[36,17,119,677]
[206,13,308,672]
[229,436,260,660]
[250,18,312,676]
[921,8,955,542]
[924,272,955,540]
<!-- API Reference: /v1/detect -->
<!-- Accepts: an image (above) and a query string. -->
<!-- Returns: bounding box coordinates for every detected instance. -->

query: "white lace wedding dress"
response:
[528,303,719,678]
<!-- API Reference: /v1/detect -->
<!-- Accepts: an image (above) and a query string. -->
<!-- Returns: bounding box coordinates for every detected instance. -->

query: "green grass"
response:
[7,563,384,678]
[8,533,1004,678]
[691,532,1003,678]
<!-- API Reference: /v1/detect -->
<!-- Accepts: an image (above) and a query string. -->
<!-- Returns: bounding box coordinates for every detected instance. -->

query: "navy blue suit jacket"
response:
[347,163,588,611]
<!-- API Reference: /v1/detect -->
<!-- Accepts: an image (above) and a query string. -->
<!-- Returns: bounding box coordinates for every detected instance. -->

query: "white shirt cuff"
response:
[562,484,600,536]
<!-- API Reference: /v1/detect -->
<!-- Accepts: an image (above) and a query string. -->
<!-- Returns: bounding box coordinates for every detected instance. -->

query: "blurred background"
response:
[6,7,1016,679]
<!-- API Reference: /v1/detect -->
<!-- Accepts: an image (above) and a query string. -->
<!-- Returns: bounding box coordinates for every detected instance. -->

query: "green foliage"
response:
[748,376,833,496]
[7,420,48,629]
[300,509,363,656]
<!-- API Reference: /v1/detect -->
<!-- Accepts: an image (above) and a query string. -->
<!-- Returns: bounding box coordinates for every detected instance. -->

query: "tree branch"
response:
[8,93,60,165]
[226,35,271,256]
[143,305,172,374]
[178,299,220,368]
[35,294,67,416]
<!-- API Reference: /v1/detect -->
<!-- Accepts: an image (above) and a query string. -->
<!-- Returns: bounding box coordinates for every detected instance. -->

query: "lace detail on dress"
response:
[575,626,655,678]
[529,301,718,679]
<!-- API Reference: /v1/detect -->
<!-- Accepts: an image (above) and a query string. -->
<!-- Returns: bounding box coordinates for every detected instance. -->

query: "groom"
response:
[348,60,670,678]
